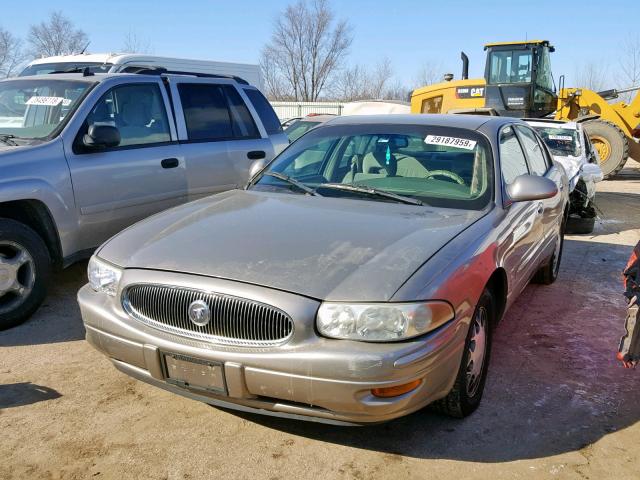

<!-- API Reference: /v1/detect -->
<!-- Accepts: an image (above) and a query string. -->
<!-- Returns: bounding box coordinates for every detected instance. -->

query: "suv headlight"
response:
[88,256,122,296]
[316,301,455,342]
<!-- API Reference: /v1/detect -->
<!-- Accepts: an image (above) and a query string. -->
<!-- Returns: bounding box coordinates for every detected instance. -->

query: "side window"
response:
[243,88,283,135]
[499,126,529,184]
[516,125,549,176]
[222,85,259,138]
[85,83,171,148]
[282,138,335,177]
[178,83,233,141]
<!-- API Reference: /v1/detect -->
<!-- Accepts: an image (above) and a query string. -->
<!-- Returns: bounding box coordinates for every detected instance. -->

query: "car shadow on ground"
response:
[228,238,640,462]
[0,382,61,409]
[0,261,88,347]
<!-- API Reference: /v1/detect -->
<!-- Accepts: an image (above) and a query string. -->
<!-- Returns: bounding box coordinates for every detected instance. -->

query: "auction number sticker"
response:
[25,96,65,106]
[424,135,477,150]
[548,134,573,141]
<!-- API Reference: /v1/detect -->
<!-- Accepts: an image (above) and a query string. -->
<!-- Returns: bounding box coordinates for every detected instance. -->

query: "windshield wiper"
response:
[0,134,19,146]
[262,171,320,196]
[315,183,424,206]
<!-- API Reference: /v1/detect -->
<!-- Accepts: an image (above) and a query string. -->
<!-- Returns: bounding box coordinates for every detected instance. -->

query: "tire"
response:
[533,215,566,285]
[431,289,494,418]
[566,214,595,235]
[582,120,629,178]
[0,219,51,330]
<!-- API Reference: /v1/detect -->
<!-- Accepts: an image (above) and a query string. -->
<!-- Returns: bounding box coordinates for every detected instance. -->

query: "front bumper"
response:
[78,275,467,425]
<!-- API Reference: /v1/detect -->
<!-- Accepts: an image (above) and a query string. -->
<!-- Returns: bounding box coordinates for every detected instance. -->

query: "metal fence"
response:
[270,102,345,120]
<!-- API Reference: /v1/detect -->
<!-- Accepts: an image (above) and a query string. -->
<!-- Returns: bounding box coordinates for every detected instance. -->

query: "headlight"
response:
[87,256,122,296]
[316,301,455,342]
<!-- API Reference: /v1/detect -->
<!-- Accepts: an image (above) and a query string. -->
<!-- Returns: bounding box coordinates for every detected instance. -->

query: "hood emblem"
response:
[188,300,211,326]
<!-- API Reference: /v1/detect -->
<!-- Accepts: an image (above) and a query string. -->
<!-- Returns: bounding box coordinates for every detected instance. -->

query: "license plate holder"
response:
[161,352,226,395]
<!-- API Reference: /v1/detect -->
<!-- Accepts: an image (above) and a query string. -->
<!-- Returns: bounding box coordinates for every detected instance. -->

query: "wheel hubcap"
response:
[0,241,35,313]
[591,135,610,163]
[465,306,488,397]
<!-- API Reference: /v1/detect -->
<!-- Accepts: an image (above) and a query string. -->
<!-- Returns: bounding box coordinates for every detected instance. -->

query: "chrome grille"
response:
[122,284,293,346]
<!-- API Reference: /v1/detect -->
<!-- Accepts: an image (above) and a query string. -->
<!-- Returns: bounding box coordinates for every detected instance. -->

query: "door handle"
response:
[247,150,266,160]
[161,158,179,169]
[537,203,544,215]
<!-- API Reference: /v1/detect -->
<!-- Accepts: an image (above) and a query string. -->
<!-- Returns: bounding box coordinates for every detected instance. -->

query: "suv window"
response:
[243,88,282,135]
[499,126,529,184]
[85,83,171,148]
[222,85,259,139]
[516,125,549,175]
[178,83,233,141]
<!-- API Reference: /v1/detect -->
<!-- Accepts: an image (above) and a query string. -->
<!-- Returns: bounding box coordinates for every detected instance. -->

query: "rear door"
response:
[170,78,274,200]
[64,78,186,250]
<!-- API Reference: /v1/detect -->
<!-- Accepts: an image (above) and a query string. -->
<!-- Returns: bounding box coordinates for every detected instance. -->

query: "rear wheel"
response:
[583,120,629,178]
[533,215,565,285]
[432,289,494,418]
[0,219,50,330]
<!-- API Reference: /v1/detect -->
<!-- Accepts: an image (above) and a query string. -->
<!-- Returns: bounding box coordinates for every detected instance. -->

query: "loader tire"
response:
[582,120,629,179]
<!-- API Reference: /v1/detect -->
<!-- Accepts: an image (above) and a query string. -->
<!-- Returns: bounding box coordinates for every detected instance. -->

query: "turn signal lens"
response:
[371,379,422,398]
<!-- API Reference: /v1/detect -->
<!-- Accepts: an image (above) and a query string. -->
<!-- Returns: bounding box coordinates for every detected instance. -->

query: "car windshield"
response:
[0,78,93,139]
[251,124,493,210]
[533,126,581,157]
[19,62,113,76]
[285,120,322,142]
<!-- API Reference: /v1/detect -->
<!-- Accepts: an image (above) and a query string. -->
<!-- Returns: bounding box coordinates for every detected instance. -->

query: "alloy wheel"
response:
[0,241,36,314]
[465,306,488,398]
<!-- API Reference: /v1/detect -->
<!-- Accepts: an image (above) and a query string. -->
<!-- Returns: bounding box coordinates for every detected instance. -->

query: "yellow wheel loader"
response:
[410,40,640,177]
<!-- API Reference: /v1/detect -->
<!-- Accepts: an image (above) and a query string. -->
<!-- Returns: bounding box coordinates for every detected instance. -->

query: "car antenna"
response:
[79,41,91,55]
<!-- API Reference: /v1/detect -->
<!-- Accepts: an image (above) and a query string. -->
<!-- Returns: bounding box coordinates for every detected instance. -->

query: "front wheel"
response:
[0,219,51,330]
[432,289,494,418]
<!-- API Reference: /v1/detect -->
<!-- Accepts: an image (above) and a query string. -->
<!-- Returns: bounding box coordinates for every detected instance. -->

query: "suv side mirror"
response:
[83,124,121,149]
[507,174,558,203]
[248,159,266,182]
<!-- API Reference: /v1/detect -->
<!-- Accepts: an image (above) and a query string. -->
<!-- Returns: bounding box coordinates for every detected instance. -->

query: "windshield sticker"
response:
[548,134,573,142]
[424,135,477,150]
[25,96,65,106]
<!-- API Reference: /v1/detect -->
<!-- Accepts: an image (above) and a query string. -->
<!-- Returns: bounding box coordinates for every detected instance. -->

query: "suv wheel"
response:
[0,219,51,330]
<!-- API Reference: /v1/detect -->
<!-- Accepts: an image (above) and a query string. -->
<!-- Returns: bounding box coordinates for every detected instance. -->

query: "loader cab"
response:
[484,40,557,118]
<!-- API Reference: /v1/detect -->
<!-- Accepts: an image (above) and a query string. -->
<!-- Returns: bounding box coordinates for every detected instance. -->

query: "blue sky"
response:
[7,0,637,88]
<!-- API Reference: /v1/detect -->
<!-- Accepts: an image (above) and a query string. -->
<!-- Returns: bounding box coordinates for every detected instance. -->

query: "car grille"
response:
[122,284,294,347]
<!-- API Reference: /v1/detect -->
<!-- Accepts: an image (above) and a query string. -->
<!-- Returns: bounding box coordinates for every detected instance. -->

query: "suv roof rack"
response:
[120,66,250,85]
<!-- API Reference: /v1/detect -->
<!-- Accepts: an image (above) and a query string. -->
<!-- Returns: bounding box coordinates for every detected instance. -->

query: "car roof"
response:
[324,113,517,131]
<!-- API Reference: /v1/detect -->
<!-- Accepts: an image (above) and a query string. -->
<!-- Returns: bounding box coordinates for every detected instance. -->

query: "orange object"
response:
[372,379,422,398]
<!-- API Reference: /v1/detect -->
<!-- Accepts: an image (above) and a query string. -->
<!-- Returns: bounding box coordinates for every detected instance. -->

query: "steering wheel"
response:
[424,170,466,185]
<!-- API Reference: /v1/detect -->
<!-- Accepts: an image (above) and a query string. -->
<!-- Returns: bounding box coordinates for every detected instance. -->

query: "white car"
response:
[527,119,603,233]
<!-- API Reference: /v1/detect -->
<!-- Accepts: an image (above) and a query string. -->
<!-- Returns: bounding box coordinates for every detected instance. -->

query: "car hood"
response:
[553,154,584,185]
[99,190,485,301]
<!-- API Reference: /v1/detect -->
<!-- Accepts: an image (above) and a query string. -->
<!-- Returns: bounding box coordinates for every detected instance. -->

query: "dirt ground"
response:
[1,162,640,480]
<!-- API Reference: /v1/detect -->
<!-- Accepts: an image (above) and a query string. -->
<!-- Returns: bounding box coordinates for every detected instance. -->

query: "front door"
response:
[65,80,187,250]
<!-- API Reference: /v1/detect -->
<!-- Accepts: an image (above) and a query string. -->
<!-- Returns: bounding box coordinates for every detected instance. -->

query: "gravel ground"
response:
[1,162,639,480]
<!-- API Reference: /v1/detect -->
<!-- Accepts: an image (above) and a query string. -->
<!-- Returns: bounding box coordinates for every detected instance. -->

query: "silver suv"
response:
[0,70,288,329]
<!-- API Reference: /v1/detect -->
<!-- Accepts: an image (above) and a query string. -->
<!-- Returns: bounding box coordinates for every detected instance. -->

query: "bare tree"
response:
[28,12,88,58]
[330,58,393,101]
[261,0,352,101]
[261,49,294,100]
[414,60,445,88]
[0,28,25,77]
[121,30,153,54]
[574,62,609,92]
[619,34,640,103]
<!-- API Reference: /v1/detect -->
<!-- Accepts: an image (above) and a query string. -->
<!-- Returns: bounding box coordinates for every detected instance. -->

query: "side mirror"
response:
[507,174,558,203]
[83,124,120,149]
[248,159,266,182]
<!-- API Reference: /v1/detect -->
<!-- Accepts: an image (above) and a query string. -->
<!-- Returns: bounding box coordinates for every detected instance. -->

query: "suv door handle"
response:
[247,150,266,160]
[161,158,179,169]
